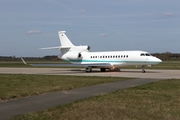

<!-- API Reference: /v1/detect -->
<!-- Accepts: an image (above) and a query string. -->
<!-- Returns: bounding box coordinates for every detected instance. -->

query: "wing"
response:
[21,58,112,67]
[32,63,112,67]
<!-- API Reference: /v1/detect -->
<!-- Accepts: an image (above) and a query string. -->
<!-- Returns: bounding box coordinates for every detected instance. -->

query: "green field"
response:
[0,61,68,68]
[0,74,127,101]
[0,60,180,69]
[12,79,180,120]
[1,60,180,119]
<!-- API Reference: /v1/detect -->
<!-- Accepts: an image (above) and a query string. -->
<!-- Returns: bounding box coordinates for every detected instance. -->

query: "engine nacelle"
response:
[66,52,82,60]
[72,45,90,52]
[61,45,90,60]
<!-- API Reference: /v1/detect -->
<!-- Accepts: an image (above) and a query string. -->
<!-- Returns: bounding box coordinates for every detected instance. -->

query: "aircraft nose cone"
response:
[157,58,162,63]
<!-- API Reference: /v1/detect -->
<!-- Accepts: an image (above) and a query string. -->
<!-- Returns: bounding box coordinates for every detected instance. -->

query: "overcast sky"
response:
[0,0,180,57]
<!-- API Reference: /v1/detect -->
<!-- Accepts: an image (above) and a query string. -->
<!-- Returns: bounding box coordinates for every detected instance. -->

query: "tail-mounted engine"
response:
[73,45,90,52]
[63,45,90,60]
[66,52,82,60]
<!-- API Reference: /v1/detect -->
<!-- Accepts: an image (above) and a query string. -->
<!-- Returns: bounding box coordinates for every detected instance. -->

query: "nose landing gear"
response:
[142,65,146,73]
[86,66,92,72]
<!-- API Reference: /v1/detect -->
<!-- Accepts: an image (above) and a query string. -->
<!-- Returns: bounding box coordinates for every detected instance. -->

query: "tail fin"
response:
[40,31,73,50]
[58,31,74,47]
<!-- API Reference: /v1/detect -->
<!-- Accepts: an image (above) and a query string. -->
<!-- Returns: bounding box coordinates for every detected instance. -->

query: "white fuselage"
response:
[61,50,162,68]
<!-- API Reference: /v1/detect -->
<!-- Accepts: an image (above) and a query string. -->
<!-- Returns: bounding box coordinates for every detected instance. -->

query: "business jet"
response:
[36,31,162,73]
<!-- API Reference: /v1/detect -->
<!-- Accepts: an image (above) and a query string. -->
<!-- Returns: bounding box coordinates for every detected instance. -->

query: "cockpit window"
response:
[141,53,151,56]
[140,53,145,56]
[145,53,151,56]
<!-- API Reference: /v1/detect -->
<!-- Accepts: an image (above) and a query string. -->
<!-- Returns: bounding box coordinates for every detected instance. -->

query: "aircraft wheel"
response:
[86,67,92,73]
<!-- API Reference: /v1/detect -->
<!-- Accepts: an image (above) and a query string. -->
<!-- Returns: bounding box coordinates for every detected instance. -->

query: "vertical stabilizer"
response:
[58,31,74,47]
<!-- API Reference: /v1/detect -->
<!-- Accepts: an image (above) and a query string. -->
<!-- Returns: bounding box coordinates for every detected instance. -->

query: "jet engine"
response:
[66,52,82,60]
[63,45,90,60]
[72,45,90,52]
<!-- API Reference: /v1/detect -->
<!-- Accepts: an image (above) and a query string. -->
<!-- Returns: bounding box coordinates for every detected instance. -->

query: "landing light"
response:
[112,66,115,70]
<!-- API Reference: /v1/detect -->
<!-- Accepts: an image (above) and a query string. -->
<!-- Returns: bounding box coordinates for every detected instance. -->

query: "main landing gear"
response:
[86,67,107,72]
[86,66,92,72]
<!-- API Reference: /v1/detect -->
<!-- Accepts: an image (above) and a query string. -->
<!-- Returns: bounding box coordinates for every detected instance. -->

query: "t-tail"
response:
[58,31,74,47]
[58,31,90,60]
[58,31,74,56]
[40,31,90,60]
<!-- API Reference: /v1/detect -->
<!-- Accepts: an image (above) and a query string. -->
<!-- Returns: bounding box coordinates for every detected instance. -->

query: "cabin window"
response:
[118,55,120,58]
[126,55,128,58]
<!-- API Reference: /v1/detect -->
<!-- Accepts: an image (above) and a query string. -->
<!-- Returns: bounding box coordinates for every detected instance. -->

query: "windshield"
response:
[140,53,151,56]
[145,53,151,56]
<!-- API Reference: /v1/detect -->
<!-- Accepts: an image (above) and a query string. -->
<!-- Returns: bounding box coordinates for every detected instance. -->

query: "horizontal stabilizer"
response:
[40,46,60,50]
[40,46,73,50]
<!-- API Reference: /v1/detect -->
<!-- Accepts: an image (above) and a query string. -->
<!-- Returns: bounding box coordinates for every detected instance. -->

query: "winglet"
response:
[21,57,27,65]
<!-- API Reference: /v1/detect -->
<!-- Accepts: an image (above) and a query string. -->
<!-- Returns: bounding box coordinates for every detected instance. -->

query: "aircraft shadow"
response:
[51,69,160,73]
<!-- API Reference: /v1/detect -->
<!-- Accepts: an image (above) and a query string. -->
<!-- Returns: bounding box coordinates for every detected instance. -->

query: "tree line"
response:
[152,52,180,61]
[0,52,180,61]
[0,56,59,61]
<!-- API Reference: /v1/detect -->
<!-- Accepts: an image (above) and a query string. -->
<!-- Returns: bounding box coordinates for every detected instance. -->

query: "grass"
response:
[0,61,69,68]
[0,74,127,101]
[1,60,180,69]
[12,79,180,120]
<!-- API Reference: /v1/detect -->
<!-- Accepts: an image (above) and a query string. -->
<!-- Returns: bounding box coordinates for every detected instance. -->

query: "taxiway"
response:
[0,67,180,79]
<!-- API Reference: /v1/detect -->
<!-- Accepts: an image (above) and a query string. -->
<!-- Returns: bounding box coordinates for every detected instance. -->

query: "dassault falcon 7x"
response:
[37,31,162,73]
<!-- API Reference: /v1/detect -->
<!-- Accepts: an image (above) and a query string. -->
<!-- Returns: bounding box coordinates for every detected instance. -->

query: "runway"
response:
[0,67,180,79]
[0,67,180,119]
